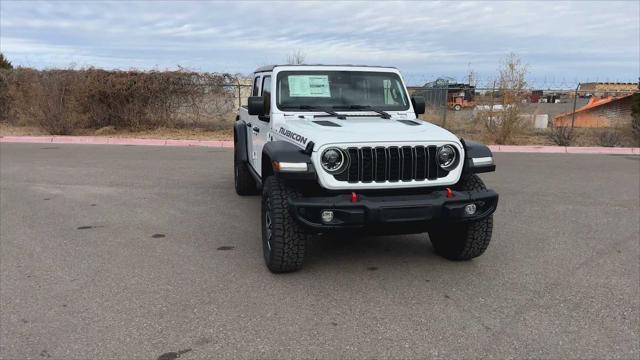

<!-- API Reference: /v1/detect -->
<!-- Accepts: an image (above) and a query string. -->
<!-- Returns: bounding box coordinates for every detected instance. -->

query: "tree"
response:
[483,53,528,144]
[286,49,306,65]
[0,53,13,70]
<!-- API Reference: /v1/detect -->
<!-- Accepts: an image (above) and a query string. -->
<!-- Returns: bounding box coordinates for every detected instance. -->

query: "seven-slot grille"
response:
[333,145,450,183]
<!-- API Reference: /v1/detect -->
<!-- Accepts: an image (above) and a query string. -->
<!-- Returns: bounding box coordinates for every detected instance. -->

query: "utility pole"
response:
[571,83,580,128]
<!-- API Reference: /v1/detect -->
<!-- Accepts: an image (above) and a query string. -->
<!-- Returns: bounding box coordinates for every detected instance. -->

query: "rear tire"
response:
[453,104,462,111]
[429,174,493,260]
[261,176,308,273]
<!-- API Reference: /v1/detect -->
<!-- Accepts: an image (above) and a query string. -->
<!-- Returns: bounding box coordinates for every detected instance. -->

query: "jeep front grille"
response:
[333,146,450,183]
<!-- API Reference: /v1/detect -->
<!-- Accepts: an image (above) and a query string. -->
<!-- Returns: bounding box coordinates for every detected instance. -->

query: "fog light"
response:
[464,204,477,215]
[321,210,334,223]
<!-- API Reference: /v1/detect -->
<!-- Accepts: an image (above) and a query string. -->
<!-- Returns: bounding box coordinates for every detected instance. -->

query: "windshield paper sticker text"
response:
[288,75,330,97]
[279,127,308,145]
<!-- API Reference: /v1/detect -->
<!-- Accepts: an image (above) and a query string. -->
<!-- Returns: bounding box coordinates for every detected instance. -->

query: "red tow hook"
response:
[351,192,358,203]
[446,187,454,198]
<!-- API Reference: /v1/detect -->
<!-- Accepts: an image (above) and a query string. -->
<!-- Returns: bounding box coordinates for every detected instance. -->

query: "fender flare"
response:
[461,139,496,174]
[262,141,316,180]
[234,120,248,164]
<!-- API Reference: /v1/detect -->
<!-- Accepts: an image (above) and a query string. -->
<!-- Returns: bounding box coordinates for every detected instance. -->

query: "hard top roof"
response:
[254,64,398,73]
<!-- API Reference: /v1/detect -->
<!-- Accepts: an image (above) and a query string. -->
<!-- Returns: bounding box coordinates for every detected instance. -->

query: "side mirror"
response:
[411,96,426,115]
[248,96,266,116]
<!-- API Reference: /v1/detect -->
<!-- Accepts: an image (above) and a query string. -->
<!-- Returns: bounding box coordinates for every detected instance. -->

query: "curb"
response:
[1,136,638,154]
[487,145,640,154]
[0,136,234,148]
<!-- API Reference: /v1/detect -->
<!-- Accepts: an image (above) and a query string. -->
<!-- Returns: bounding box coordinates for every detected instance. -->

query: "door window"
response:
[252,76,261,96]
[261,76,271,115]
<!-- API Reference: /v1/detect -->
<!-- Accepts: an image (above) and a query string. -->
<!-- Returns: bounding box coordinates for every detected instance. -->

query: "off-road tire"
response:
[453,104,462,111]
[261,176,308,273]
[429,174,493,260]
[234,150,258,196]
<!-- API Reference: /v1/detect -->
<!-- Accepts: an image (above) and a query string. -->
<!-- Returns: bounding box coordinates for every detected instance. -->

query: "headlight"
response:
[437,145,458,170]
[321,148,348,174]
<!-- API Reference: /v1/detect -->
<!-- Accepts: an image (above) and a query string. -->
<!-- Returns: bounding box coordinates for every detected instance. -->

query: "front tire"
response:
[261,177,308,273]
[429,174,493,260]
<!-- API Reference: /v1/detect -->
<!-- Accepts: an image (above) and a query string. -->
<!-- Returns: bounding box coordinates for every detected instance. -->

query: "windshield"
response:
[276,71,410,112]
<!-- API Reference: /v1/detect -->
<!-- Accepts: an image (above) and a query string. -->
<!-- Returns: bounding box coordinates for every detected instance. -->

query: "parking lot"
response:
[1,143,638,359]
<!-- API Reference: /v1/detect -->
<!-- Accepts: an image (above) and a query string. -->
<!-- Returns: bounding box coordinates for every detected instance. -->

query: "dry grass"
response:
[1,122,231,140]
[3,120,638,146]
[0,123,49,136]
[418,110,638,147]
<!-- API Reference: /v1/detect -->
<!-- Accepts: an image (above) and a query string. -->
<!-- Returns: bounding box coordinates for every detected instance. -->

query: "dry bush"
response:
[547,125,575,146]
[37,70,87,134]
[596,129,621,147]
[481,53,528,144]
[483,106,528,144]
[1,68,239,134]
[0,70,9,122]
[632,93,640,143]
[4,69,87,134]
[82,69,236,130]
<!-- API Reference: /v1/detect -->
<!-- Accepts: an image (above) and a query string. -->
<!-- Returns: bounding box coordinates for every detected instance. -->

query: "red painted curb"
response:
[1,136,638,155]
[489,145,569,153]
[0,136,232,148]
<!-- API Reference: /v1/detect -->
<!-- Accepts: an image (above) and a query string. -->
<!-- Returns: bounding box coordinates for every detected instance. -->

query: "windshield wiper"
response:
[282,105,346,120]
[334,105,391,119]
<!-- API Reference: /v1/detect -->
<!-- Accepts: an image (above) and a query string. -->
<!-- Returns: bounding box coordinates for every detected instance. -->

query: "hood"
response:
[275,117,460,148]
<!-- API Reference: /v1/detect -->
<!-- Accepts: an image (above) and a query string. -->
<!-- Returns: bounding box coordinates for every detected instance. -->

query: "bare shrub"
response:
[2,69,86,133]
[631,93,640,143]
[596,129,621,147]
[547,125,575,146]
[0,70,10,122]
[82,69,237,130]
[38,70,88,134]
[482,53,528,144]
[1,67,239,133]
[0,68,237,134]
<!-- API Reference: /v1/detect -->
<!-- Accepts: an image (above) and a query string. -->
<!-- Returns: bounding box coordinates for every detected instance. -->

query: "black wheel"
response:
[453,104,462,111]
[261,176,308,273]
[429,174,493,260]
[234,143,258,196]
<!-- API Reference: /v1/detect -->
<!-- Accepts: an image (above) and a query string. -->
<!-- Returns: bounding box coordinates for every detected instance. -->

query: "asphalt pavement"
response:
[1,143,638,359]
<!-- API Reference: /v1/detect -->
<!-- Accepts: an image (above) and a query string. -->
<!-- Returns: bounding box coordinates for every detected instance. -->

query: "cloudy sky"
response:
[1,1,638,86]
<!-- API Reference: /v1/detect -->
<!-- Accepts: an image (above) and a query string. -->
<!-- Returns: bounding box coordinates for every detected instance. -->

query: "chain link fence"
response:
[407,85,638,129]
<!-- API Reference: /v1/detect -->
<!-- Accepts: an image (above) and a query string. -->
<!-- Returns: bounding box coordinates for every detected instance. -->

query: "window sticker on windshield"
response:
[288,75,331,97]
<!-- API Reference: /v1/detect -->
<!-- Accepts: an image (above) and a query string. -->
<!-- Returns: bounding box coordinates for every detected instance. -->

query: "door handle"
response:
[252,127,260,133]
[246,122,252,127]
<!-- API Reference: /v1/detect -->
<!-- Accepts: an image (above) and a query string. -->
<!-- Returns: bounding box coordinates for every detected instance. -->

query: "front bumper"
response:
[288,189,498,232]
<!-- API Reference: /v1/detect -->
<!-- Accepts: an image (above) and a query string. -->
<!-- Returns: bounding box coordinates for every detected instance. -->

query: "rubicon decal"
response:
[279,127,308,145]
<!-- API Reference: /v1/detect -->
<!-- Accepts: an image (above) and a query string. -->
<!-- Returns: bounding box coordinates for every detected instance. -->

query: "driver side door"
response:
[247,75,261,172]
[251,75,271,175]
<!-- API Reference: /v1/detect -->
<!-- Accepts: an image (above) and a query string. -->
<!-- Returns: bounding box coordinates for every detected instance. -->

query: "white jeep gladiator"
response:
[234,65,498,273]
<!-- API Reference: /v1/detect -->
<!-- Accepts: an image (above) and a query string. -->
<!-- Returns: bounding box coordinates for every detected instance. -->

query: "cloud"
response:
[1,0,638,86]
